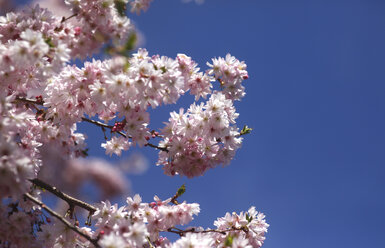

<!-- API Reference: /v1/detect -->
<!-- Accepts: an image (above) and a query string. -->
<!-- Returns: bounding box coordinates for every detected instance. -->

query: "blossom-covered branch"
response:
[88,193,268,247]
[13,96,168,152]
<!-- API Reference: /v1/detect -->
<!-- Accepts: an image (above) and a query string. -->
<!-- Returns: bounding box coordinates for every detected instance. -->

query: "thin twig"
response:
[24,193,100,248]
[30,178,96,214]
[81,117,127,138]
[147,237,156,248]
[81,117,168,152]
[145,142,168,152]
[61,13,78,23]
[166,227,229,236]
[101,126,108,140]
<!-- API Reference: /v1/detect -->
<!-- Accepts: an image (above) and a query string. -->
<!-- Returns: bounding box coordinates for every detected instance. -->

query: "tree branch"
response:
[13,96,44,105]
[24,193,100,248]
[81,117,168,152]
[166,226,247,236]
[167,227,226,236]
[81,117,127,139]
[30,178,96,214]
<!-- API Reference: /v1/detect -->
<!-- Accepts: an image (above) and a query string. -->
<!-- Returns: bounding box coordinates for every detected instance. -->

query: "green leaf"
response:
[81,148,89,157]
[224,235,233,247]
[104,33,137,57]
[44,37,55,48]
[240,125,252,136]
[123,61,130,72]
[246,213,253,223]
[114,0,127,17]
[104,45,115,55]
[123,32,137,53]
[102,1,110,8]
[177,184,186,196]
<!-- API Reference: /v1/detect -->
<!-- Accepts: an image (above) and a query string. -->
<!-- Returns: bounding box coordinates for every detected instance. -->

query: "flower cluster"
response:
[94,195,199,247]
[0,0,137,204]
[213,206,269,248]
[0,6,70,97]
[65,0,133,57]
[208,54,249,101]
[158,92,243,177]
[33,194,268,248]
[0,93,87,200]
[44,48,247,166]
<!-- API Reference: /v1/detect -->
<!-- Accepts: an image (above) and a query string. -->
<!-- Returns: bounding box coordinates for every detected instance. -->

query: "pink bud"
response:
[150,202,157,208]
[35,95,43,103]
[74,27,81,36]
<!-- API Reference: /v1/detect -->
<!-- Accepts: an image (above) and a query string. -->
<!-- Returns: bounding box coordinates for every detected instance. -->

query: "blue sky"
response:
[12,0,385,247]
[124,1,385,247]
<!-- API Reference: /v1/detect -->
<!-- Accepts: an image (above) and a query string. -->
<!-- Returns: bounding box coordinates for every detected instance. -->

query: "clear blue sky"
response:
[14,0,385,247]
[125,1,385,247]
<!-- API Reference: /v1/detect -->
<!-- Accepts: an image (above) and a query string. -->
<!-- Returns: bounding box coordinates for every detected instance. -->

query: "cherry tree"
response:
[0,0,268,247]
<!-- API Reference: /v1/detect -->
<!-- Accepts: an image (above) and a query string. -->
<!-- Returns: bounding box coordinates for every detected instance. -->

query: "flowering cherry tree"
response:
[0,0,268,247]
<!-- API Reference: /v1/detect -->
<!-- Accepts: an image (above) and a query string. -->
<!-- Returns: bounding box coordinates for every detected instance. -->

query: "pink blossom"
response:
[130,0,153,14]
[101,136,131,156]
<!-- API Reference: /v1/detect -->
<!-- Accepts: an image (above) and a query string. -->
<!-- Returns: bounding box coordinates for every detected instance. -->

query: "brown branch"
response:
[29,178,96,214]
[24,193,100,248]
[81,117,127,138]
[13,97,44,106]
[167,227,227,236]
[166,225,249,237]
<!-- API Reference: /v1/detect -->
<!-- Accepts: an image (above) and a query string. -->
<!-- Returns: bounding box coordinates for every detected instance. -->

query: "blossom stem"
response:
[24,192,101,248]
